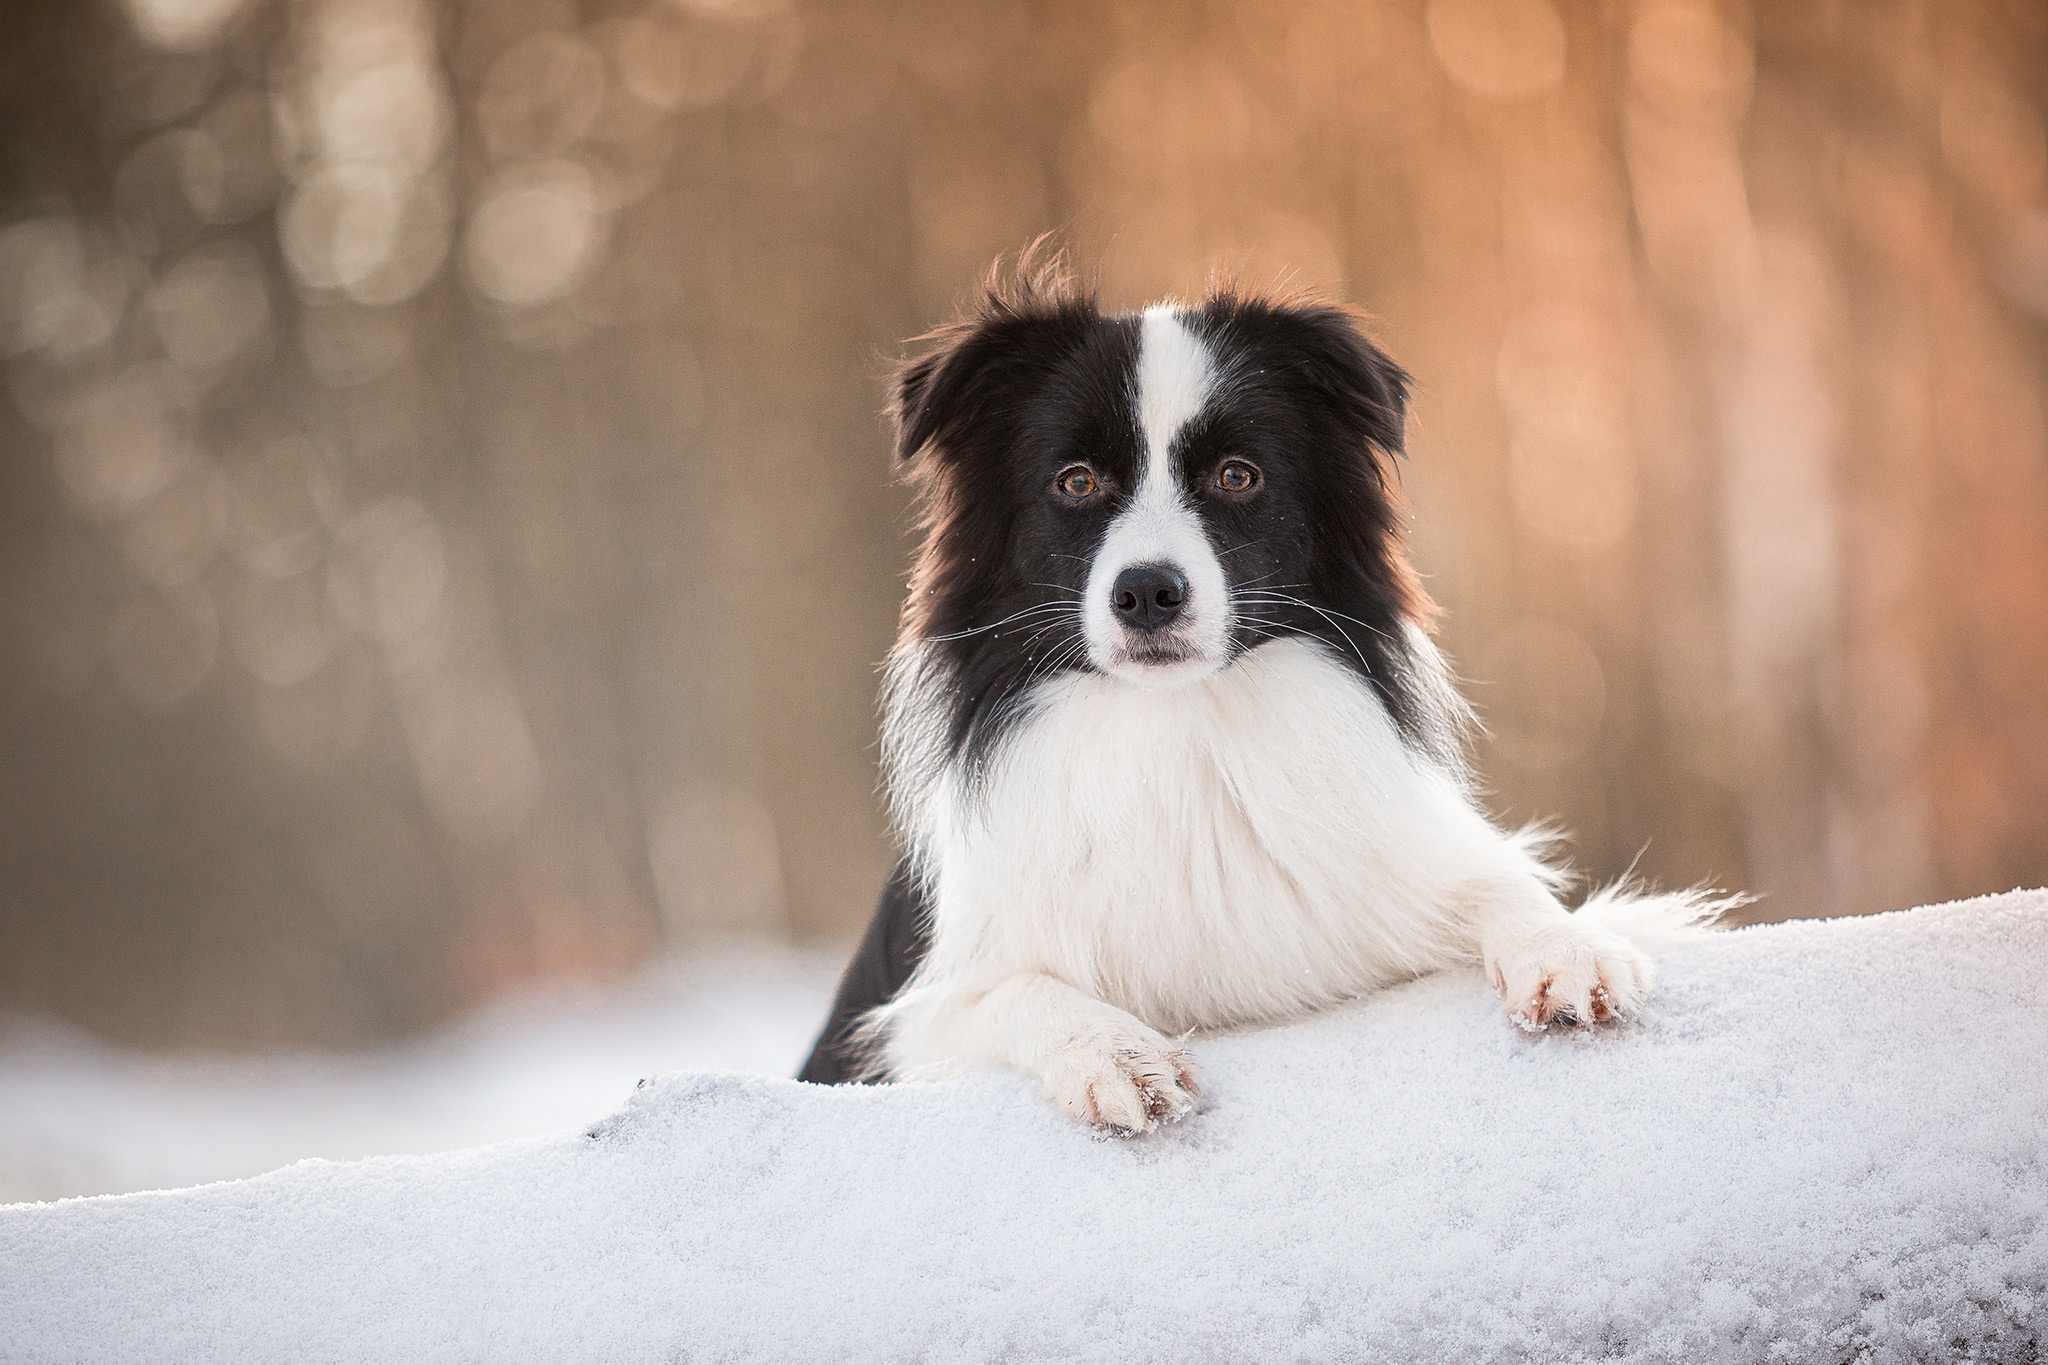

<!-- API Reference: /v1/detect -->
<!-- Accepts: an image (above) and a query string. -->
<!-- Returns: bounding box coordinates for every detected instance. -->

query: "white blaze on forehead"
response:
[1135,305,1216,490]
[1077,304,1231,687]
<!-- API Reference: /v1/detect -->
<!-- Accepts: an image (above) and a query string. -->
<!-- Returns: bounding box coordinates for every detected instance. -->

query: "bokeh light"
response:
[0,0,2044,1052]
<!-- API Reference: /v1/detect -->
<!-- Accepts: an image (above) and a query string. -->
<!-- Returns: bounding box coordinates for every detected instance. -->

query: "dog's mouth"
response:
[1121,641,1198,666]
[1096,634,1228,687]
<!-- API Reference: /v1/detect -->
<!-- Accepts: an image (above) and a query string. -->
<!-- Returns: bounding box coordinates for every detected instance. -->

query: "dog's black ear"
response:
[888,324,981,466]
[1284,302,1412,463]
[889,244,1094,466]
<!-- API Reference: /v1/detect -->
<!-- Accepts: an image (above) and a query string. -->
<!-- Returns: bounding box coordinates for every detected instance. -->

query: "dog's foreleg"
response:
[892,972,1200,1135]
[1464,874,1654,1032]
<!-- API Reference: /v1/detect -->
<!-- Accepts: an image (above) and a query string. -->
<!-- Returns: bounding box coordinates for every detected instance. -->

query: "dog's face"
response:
[893,274,1433,762]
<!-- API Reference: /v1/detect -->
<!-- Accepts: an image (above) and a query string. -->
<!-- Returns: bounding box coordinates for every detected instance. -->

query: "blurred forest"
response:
[2,0,2046,1047]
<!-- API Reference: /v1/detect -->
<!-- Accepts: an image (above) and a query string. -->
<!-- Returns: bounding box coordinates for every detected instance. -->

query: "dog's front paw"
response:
[1040,1029,1201,1137]
[1486,924,1652,1033]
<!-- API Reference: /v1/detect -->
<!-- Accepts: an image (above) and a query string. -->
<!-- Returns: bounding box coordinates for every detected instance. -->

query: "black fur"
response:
[797,859,929,1084]
[894,290,1142,782]
[1178,293,1437,752]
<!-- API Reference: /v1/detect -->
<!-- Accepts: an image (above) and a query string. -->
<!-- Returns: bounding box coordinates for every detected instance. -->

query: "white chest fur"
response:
[889,637,1532,1037]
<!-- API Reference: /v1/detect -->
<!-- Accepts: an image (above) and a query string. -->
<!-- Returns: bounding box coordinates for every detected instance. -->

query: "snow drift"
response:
[4,890,2045,1364]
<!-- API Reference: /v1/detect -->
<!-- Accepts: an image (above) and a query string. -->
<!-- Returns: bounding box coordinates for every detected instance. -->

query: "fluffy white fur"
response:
[879,636,1720,1133]
[873,303,1726,1135]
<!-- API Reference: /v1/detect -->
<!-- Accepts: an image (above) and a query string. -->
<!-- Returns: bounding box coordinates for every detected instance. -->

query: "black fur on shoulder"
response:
[797,859,928,1084]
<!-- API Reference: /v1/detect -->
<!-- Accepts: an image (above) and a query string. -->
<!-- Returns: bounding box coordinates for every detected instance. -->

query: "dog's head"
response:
[891,257,1441,757]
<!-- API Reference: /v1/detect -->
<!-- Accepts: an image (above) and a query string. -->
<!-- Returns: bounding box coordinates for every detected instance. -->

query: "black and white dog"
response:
[799,258,1723,1134]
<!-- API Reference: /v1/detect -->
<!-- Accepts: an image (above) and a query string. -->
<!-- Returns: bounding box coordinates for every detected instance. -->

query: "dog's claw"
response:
[1047,1038,1200,1135]
[1489,925,1651,1033]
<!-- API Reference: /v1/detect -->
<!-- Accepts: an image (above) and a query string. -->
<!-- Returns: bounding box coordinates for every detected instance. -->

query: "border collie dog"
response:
[799,259,1723,1134]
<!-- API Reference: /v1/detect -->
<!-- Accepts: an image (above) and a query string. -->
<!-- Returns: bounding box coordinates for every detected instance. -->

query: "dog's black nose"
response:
[1110,563,1189,632]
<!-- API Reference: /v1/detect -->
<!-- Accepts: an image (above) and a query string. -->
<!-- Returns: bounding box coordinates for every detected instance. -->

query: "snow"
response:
[0,942,843,1203]
[4,891,2046,1363]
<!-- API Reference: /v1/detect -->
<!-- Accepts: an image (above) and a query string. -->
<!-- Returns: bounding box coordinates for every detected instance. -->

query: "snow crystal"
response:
[3,891,2044,1363]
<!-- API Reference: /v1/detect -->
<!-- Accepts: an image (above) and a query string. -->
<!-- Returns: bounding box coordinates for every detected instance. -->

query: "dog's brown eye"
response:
[1218,461,1260,494]
[1056,466,1099,501]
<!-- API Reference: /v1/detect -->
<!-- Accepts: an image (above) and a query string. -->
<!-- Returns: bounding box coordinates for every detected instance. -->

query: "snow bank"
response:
[5,892,2045,1364]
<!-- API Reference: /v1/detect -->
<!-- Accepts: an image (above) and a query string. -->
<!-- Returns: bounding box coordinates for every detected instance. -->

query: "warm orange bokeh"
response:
[0,0,2043,1045]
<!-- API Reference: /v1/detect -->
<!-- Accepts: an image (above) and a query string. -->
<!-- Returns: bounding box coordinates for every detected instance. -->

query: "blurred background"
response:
[3,0,2046,1196]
